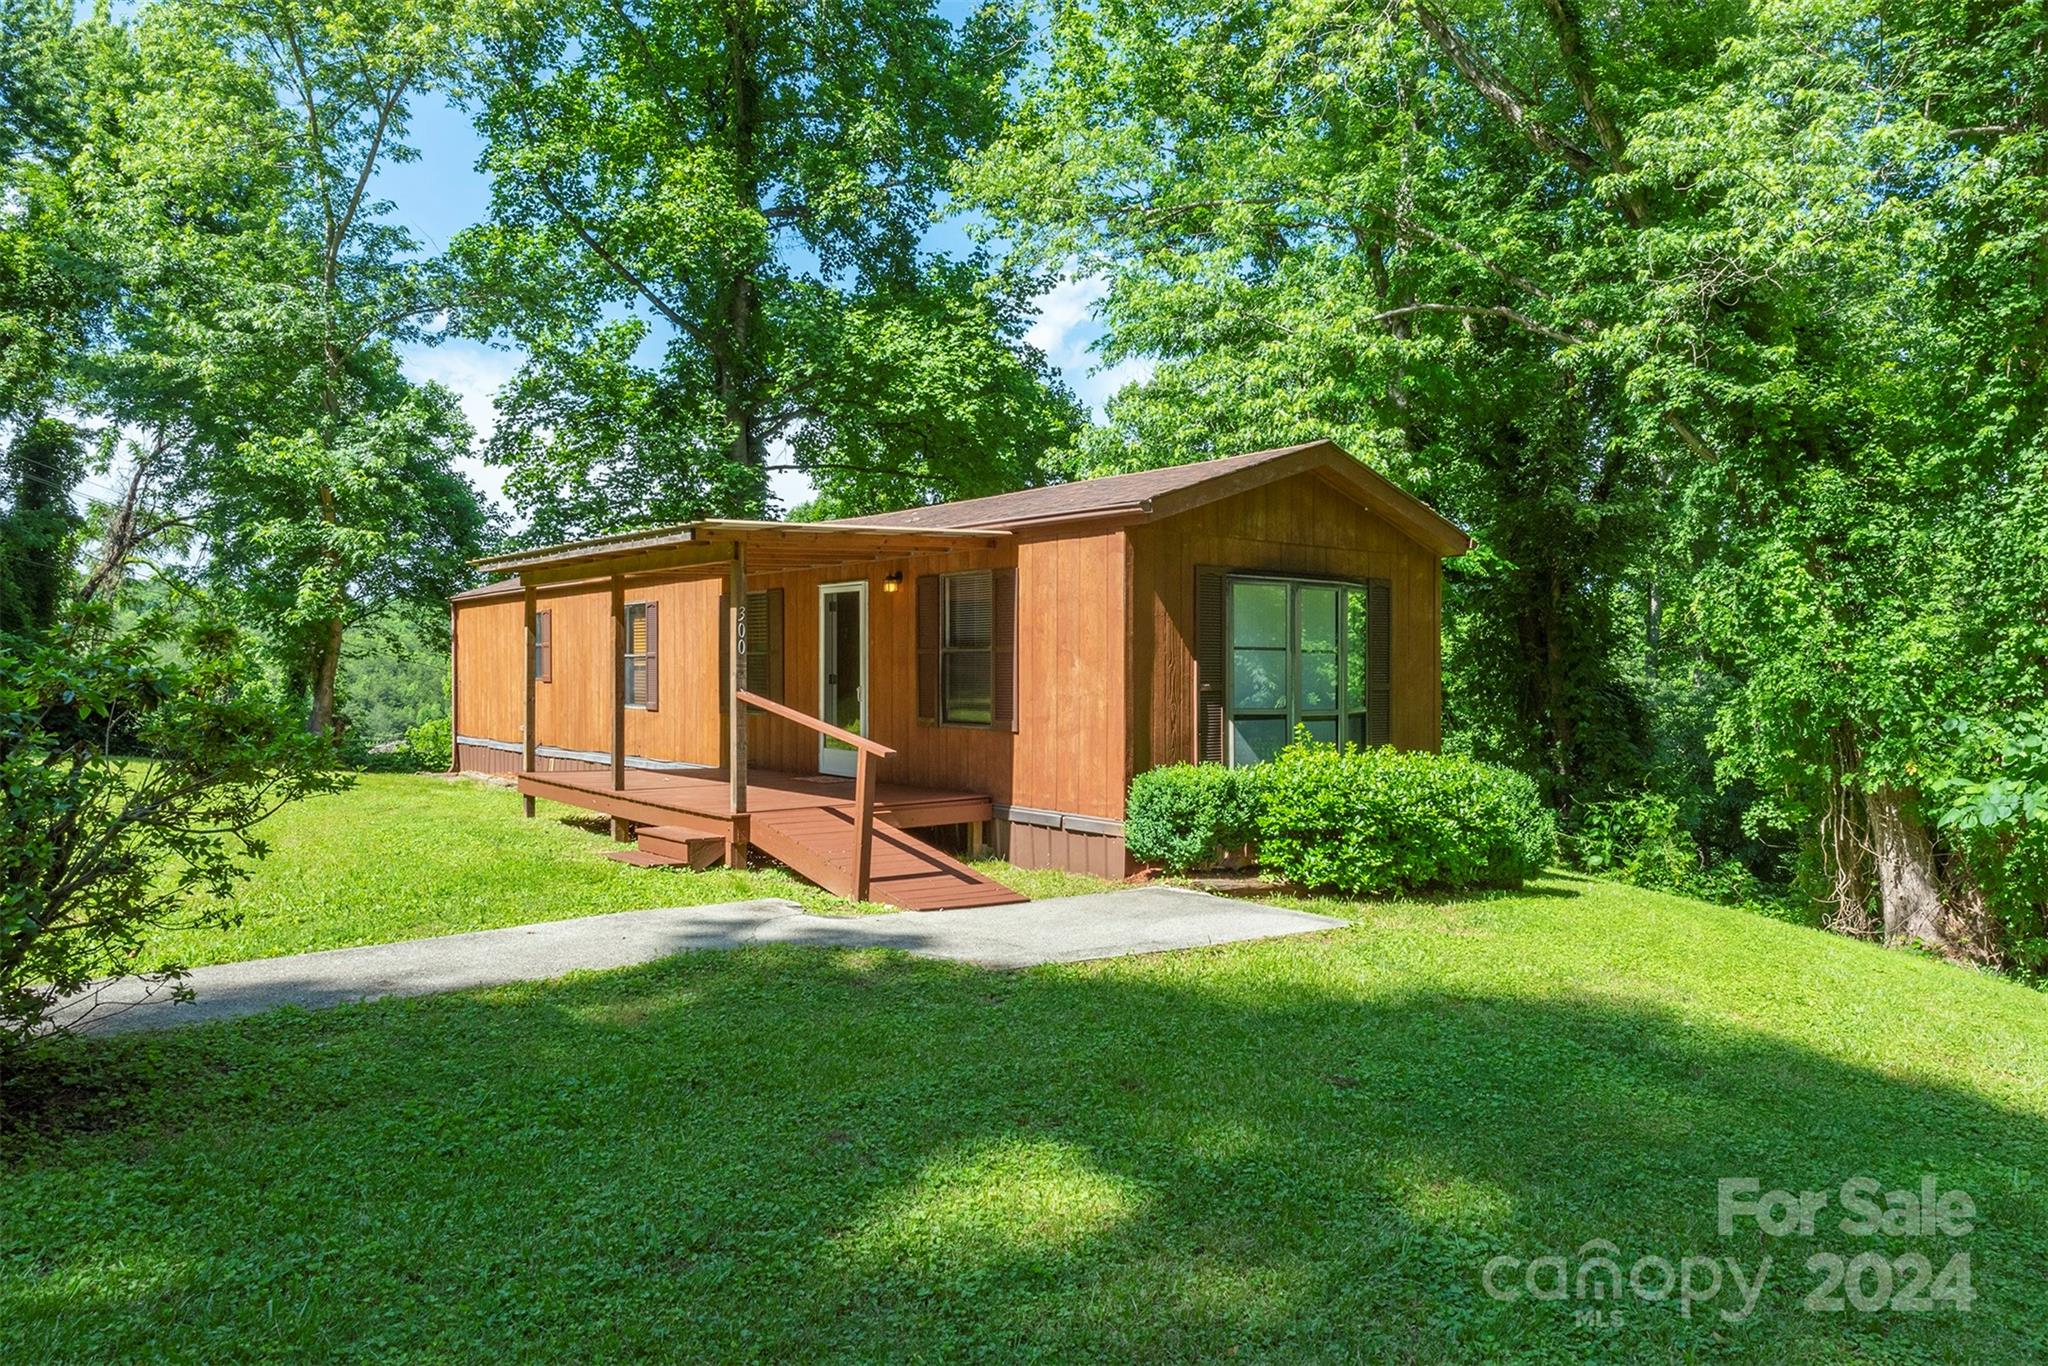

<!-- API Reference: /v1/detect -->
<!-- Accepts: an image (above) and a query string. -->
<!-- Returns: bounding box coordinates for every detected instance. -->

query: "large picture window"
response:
[1226,577,1372,765]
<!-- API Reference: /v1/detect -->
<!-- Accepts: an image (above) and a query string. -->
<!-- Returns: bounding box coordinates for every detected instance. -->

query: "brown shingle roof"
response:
[454,441,1467,598]
[451,576,522,601]
[821,442,1323,530]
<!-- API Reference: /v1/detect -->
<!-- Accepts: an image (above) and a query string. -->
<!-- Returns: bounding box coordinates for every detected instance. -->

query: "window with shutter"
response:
[623,601,657,708]
[532,609,553,684]
[919,569,1015,729]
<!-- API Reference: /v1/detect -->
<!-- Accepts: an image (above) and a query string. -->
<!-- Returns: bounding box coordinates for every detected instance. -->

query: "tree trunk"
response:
[308,615,344,737]
[1864,784,1946,947]
[718,2,767,504]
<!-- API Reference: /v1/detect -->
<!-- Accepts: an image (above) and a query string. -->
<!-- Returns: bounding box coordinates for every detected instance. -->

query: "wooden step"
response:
[634,822,727,871]
[602,848,689,869]
[748,808,1026,911]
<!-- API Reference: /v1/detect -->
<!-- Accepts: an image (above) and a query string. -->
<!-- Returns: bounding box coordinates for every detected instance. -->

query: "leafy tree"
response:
[338,609,451,743]
[965,0,2047,962]
[0,608,346,1047]
[0,0,100,432]
[960,0,1670,805]
[454,0,1080,534]
[0,417,85,633]
[59,0,487,731]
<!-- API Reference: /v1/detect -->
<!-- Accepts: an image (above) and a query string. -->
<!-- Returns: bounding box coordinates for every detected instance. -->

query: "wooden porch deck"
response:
[516,767,1024,911]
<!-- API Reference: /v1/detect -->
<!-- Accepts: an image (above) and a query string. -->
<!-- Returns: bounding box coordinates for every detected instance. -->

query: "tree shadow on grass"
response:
[3,945,2045,1361]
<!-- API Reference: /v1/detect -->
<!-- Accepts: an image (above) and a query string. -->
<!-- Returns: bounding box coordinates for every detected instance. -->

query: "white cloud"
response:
[1024,274,1152,420]
[401,339,522,514]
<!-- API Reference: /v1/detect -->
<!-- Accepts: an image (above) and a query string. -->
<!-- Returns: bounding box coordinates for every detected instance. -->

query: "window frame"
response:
[938,569,995,728]
[531,609,552,684]
[623,600,655,709]
[1223,574,1370,766]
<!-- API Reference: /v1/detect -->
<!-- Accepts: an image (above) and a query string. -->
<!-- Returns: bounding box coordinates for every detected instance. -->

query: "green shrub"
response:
[1,612,346,1045]
[1125,763,1259,872]
[338,715,451,773]
[1253,737,1556,895]
[404,715,453,772]
[1565,792,1796,920]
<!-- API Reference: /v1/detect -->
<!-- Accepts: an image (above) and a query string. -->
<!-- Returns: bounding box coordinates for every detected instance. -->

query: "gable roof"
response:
[821,439,1470,555]
[458,440,1470,598]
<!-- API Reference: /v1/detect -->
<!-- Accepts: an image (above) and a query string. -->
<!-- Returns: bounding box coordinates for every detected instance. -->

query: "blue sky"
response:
[380,76,1144,517]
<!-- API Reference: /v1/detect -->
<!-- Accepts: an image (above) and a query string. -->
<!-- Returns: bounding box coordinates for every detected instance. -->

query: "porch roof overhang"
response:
[468,519,1009,589]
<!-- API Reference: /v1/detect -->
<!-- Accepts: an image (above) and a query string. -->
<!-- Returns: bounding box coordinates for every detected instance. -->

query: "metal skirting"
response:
[455,735,713,775]
[991,815,1130,880]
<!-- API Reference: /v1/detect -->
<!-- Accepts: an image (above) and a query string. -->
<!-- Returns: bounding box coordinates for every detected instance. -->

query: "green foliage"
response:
[1566,792,1792,922]
[453,0,1079,532]
[1933,715,2048,976]
[0,416,83,632]
[0,610,346,1045]
[336,611,448,743]
[401,715,451,772]
[44,0,488,730]
[1252,737,1556,896]
[964,0,2048,959]
[1124,763,1257,873]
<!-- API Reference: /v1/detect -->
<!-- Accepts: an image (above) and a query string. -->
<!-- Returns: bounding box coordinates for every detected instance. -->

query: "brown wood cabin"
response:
[449,440,1470,910]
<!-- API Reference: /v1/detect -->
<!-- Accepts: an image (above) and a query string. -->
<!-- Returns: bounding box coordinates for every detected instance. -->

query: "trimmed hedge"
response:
[1126,740,1556,893]
[1254,740,1556,895]
[1125,763,1260,873]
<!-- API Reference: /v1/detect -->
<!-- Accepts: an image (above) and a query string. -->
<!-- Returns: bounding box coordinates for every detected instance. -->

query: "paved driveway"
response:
[53,888,1347,1035]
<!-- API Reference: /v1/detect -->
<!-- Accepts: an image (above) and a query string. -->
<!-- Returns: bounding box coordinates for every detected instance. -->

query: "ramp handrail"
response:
[736,689,893,899]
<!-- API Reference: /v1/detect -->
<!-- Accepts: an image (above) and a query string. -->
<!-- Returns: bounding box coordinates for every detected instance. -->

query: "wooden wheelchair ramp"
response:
[746,808,1026,910]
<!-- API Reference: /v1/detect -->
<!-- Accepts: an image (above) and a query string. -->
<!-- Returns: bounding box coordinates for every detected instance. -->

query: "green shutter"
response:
[1194,566,1226,762]
[916,574,940,723]
[1366,579,1391,746]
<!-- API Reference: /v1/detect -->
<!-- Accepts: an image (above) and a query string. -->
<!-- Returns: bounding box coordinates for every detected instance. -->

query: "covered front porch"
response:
[513,764,1017,911]
[468,520,1024,909]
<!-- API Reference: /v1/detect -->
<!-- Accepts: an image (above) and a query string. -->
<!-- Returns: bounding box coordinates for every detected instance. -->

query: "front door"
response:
[818,582,868,776]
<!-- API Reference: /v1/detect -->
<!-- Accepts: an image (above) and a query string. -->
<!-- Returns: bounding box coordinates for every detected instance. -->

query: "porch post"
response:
[727,540,749,866]
[610,575,626,793]
[521,583,537,818]
[449,599,462,775]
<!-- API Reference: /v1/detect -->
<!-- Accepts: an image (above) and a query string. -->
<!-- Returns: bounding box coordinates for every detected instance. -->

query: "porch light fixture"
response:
[882,571,903,593]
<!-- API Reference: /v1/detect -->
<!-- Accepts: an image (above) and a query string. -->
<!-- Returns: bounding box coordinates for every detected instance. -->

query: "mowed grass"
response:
[136,773,1105,969]
[5,777,2047,1359]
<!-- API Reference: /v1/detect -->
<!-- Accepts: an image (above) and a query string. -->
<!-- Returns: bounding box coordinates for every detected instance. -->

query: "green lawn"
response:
[137,773,1107,969]
[7,775,2048,1359]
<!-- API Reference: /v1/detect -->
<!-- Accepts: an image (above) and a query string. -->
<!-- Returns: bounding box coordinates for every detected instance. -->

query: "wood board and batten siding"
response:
[1127,466,1446,774]
[454,532,1128,824]
[455,576,726,771]
[450,440,1466,881]
[734,530,1126,826]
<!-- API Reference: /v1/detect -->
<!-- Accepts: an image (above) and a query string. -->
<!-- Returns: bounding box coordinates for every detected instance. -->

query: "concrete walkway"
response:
[53,888,1347,1035]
